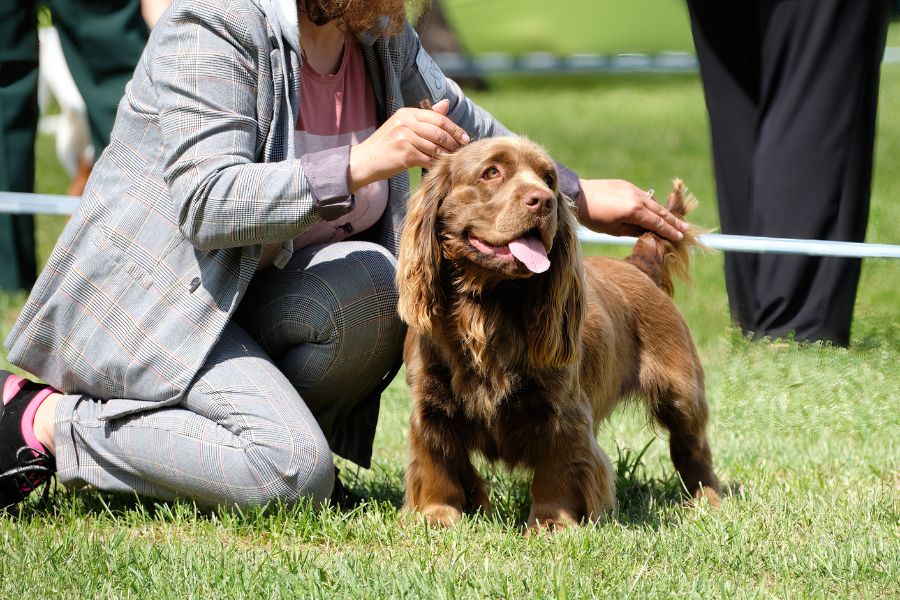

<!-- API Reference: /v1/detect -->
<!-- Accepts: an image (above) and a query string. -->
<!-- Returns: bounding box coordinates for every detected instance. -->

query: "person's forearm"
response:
[167,158,320,250]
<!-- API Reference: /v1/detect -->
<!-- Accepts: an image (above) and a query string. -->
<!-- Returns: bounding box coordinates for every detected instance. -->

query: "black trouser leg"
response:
[686,1,761,328]
[688,0,890,345]
[750,0,889,345]
[0,1,39,291]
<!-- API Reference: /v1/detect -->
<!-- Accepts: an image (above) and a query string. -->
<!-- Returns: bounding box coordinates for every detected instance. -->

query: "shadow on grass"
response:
[7,485,333,535]
[337,459,406,508]
[614,440,746,527]
[8,440,741,531]
[611,440,685,527]
[7,487,196,523]
[339,439,740,530]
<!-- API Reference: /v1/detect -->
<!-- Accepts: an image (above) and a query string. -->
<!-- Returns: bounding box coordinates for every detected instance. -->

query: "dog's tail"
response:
[625,179,703,297]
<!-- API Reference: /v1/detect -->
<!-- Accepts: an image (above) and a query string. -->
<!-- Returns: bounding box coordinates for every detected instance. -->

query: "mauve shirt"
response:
[259,36,389,269]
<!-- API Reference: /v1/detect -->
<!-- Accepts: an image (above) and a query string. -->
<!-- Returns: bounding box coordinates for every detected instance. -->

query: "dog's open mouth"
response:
[469,231,550,273]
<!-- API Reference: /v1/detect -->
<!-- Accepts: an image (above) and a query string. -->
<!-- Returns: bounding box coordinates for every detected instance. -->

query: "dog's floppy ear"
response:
[527,193,585,370]
[397,161,453,334]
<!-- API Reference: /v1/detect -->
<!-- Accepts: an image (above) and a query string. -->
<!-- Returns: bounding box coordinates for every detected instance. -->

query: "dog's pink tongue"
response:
[508,235,550,273]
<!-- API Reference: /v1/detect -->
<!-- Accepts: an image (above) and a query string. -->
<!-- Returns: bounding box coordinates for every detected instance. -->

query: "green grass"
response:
[442,0,695,55]
[2,34,900,600]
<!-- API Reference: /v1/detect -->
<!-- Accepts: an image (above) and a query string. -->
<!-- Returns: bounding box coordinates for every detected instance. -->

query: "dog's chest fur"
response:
[437,292,565,431]
[449,355,525,423]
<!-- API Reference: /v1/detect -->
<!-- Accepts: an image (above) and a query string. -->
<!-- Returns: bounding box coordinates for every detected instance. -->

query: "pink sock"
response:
[3,374,53,455]
[22,388,54,454]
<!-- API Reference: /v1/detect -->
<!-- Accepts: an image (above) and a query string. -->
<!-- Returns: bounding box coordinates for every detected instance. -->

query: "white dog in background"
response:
[37,1,170,196]
[37,26,93,193]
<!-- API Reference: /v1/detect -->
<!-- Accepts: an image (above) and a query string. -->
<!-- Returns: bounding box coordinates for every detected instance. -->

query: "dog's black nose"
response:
[523,189,554,214]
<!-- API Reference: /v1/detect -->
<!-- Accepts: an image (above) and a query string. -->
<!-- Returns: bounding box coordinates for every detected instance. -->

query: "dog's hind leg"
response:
[643,361,722,505]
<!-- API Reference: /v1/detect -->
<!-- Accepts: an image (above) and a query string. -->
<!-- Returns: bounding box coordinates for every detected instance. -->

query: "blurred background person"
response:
[36,0,172,202]
[686,0,892,346]
[414,0,488,90]
[0,1,148,292]
[141,0,172,28]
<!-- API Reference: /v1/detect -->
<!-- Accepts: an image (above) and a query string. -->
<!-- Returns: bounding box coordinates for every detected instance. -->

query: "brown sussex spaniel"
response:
[397,136,721,530]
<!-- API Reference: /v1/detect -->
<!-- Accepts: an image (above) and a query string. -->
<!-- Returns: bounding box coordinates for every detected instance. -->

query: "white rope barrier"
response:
[1,191,897,259]
[431,47,900,78]
[0,192,81,216]
[578,229,900,259]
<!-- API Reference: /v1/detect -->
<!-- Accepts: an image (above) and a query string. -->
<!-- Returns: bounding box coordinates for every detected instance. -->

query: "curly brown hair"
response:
[310,0,431,35]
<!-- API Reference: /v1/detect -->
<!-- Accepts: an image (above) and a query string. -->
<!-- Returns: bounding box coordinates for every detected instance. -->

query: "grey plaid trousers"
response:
[52,241,404,507]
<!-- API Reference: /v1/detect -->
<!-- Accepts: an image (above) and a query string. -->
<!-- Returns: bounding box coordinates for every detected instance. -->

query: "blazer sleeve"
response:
[396,23,583,201]
[152,2,318,250]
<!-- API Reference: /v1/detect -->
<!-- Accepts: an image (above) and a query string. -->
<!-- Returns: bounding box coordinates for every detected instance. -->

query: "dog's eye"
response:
[482,166,501,180]
[543,173,556,188]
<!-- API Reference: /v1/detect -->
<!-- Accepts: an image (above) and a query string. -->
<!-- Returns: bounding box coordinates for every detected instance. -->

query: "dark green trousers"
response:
[0,0,147,291]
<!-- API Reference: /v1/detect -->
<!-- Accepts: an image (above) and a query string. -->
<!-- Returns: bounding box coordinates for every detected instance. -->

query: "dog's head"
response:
[397,136,584,369]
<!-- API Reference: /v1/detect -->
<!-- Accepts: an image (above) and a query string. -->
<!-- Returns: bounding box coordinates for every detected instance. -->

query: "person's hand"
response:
[348,99,470,192]
[575,178,689,242]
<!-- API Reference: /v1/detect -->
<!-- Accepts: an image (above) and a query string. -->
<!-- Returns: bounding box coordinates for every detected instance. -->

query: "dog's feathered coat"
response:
[397,137,720,529]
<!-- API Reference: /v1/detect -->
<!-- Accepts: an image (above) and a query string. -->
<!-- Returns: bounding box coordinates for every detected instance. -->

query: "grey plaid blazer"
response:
[5,0,520,420]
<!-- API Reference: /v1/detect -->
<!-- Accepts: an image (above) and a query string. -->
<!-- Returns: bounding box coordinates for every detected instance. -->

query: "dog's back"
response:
[578,180,720,508]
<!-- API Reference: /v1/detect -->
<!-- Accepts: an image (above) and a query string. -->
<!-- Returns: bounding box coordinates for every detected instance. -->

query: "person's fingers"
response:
[642,192,689,233]
[410,121,461,154]
[406,134,445,165]
[632,200,684,241]
[431,98,451,114]
[415,108,470,146]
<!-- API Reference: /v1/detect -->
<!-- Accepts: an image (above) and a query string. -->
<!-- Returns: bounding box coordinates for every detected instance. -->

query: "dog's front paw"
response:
[687,485,721,509]
[525,504,579,533]
[419,503,463,527]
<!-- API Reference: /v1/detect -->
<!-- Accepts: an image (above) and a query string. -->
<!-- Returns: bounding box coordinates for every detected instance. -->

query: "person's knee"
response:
[283,446,335,506]
[243,424,335,506]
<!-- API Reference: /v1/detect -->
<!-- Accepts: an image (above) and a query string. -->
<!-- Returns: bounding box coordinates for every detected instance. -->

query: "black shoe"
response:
[0,371,57,510]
